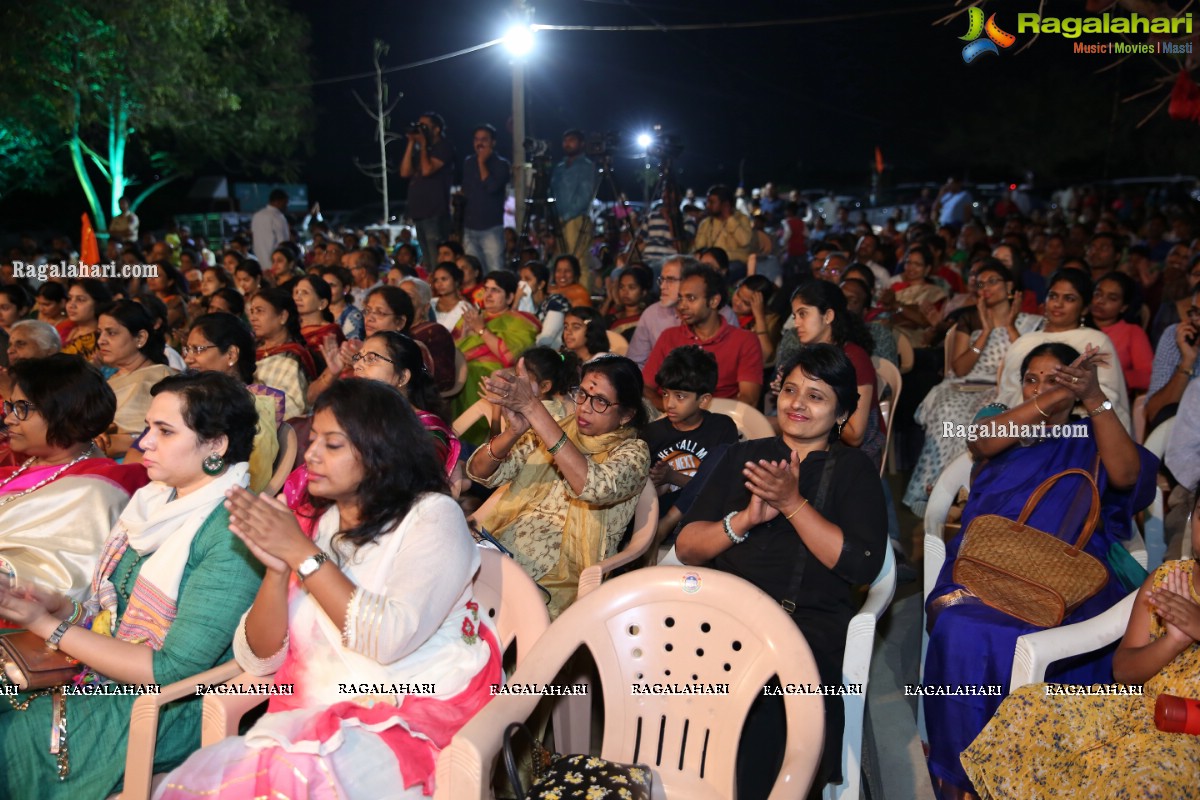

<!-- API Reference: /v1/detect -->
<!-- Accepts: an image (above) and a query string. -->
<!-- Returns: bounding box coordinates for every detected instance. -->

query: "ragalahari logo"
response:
[960,8,1017,62]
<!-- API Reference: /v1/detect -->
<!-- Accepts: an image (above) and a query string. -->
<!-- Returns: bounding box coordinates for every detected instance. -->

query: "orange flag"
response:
[80,213,100,266]
[874,147,885,175]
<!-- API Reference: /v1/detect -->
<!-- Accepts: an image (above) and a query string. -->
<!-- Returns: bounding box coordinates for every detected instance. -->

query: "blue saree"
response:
[922,418,1157,794]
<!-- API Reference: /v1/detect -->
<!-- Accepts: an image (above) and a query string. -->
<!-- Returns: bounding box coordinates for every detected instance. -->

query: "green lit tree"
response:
[0,0,312,231]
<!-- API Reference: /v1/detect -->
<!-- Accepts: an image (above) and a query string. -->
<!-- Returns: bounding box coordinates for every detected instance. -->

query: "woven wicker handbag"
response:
[953,467,1109,628]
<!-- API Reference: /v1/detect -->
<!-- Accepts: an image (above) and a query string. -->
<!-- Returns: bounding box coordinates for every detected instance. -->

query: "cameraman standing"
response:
[550,129,595,287]
[399,111,454,269]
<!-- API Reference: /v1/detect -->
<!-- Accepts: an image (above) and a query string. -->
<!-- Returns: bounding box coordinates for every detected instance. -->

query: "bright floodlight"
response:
[504,24,535,56]
[636,132,653,149]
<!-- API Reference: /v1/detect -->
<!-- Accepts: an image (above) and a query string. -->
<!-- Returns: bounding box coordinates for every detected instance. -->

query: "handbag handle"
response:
[502,721,533,799]
[1014,467,1102,553]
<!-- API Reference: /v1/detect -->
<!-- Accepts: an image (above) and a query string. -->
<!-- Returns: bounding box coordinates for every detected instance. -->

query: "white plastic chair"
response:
[452,397,496,437]
[577,482,660,598]
[442,348,468,399]
[708,397,776,440]
[1132,393,1148,444]
[872,357,902,477]
[824,546,896,800]
[605,329,629,356]
[435,566,827,800]
[1009,590,1138,690]
[263,422,298,496]
[893,330,914,373]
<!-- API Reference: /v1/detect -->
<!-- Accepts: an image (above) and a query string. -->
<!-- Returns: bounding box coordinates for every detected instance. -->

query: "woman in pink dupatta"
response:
[156,380,498,799]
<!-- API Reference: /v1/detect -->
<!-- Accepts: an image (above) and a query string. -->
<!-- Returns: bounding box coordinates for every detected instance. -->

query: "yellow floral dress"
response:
[961,560,1200,799]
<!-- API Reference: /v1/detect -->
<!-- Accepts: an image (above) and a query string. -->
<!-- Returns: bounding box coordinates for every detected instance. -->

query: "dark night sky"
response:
[3,0,1196,231]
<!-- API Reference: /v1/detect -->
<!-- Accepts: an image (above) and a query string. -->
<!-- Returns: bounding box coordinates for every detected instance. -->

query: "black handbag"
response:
[502,721,653,800]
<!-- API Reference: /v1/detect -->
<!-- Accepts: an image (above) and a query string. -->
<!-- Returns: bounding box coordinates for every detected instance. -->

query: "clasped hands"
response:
[1148,563,1200,645]
[481,358,540,436]
[739,449,805,528]
[0,576,68,633]
[225,487,318,577]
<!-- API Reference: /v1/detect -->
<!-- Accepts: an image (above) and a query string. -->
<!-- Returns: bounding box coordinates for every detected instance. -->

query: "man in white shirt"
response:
[251,189,291,266]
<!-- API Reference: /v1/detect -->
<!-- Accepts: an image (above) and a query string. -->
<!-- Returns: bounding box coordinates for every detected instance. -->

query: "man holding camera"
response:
[461,124,510,275]
[399,111,454,269]
[550,129,595,285]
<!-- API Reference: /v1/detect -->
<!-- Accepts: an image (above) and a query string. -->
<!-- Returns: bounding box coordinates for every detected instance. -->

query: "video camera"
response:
[406,120,430,137]
[585,130,623,158]
[644,126,684,161]
[522,137,550,158]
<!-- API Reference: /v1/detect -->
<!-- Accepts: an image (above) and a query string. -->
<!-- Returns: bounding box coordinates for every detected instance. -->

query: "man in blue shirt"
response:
[550,129,595,283]
[461,124,510,276]
[936,175,973,228]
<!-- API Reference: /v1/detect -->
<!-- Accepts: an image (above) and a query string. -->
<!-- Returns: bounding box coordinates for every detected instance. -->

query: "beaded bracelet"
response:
[65,601,83,626]
[723,511,748,544]
[547,431,569,455]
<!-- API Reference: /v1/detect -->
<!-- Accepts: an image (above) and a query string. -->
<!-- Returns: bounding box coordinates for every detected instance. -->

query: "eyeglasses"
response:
[2,400,37,421]
[657,276,680,285]
[181,344,219,356]
[977,277,1005,288]
[568,386,614,414]
[362,307,394,319]
[351,351,395,366]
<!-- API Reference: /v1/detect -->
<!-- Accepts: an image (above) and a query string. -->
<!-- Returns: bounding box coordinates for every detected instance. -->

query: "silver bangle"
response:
[970,345,983,355]
[722,511,748,544]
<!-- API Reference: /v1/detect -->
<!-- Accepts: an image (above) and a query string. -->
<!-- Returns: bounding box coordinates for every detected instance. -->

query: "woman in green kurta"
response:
[452,271,538,443]
[0,372,263,799]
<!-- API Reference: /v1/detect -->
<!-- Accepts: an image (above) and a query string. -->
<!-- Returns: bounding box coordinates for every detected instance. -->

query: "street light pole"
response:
[513,55,526,234]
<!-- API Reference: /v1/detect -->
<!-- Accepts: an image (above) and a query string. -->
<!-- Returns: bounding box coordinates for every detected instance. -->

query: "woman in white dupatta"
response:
[156,379,501,800]
[0,372,263,799]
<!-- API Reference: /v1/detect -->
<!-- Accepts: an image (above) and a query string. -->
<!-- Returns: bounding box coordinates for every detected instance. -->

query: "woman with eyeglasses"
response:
[452,272,539,443]
[903,260,1043,515]
[0,371,262,799]
[249,288,316,420]
[0,354,148,620]
[396,277,458,395]
[307,286,416,405]
[466,354,649,618]
[284,332,465,537]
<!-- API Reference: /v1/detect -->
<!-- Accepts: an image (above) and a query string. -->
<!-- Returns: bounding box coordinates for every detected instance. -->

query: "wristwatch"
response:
[1087,399,1114,418]
[296,551,330,582]
[45,620,72,651]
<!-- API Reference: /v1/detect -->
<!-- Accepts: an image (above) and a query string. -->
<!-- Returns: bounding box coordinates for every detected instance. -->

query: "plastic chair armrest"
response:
[200,671,278,746]
[1009,591,1137,690]
[121,660,243,800]
[923,534,945,604]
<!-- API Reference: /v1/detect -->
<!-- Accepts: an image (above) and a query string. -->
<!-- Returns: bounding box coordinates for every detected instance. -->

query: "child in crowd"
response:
[640,345,739,543]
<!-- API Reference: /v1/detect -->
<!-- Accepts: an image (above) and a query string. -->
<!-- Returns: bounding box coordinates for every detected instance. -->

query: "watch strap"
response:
[45,621,71,651]
[297,551,330,581]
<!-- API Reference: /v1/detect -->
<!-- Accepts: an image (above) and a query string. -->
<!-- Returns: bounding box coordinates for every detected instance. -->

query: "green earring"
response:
[202,452,225,476]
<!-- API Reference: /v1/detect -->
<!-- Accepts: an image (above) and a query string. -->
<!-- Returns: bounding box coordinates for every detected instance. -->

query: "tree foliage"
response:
[0,0,312,227]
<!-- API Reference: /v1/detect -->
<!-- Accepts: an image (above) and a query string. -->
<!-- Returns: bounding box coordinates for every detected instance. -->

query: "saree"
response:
[410,321,457,395]
[961,561,1200,799]
[0,458,147,604]
[470,416,649,618]
[300,321,344,375]
[451,312,538,443]
[60,328,99,360]
[923,422,1158,794]
[108,364,176,437]
[256,342,318,381]
[155,495,501,800]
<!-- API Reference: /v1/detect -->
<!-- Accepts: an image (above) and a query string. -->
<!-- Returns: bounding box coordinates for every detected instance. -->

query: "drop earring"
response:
[202,452,225,476]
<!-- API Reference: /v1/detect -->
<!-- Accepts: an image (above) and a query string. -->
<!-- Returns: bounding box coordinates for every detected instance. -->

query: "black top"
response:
[461,152,511,230]
[680,439,886,682]
[405,137,456,221]
[641,411,739,511]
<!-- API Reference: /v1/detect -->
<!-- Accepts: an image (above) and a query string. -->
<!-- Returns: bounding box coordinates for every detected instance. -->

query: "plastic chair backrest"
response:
[264,422,298,496]
[472,548,550,664]
[893,330,914,373]
[872,358,902,478]
[943,324,957,377]
[1132,393,1148,444]
[708,397,776,440]
[453,397,495,437]
[577,481,659,599]
[442,349,468,398]
[605,329,629,356]
[522,566,826,799]
[1143,415,1174,458]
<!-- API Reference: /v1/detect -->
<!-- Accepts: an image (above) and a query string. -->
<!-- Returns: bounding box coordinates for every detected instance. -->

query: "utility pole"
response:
[512,0,529,233]
[353,41,402,229]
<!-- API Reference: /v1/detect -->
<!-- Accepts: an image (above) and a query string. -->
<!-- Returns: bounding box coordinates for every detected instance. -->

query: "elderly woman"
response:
[0,354,148,605]
[878,243,947,348]
[156,380,499,799]
[0,321,62,400]
[676,344,887,795]
[97,300,177,459]
[923,342,1156,800]
[467,354,650,617]
[0,371,262,798]
[398,276,458,395]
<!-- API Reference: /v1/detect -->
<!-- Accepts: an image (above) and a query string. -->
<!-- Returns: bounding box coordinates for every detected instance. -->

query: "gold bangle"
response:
[1032,394,1050,418]
[784,498,809,521]
[484,437,506,462]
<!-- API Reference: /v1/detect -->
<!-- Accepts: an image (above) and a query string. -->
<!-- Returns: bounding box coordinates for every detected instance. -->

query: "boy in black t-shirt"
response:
[641,346,739,542]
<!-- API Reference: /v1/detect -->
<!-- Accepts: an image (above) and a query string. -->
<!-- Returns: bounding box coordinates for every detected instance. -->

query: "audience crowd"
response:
[1,146,1199,799]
